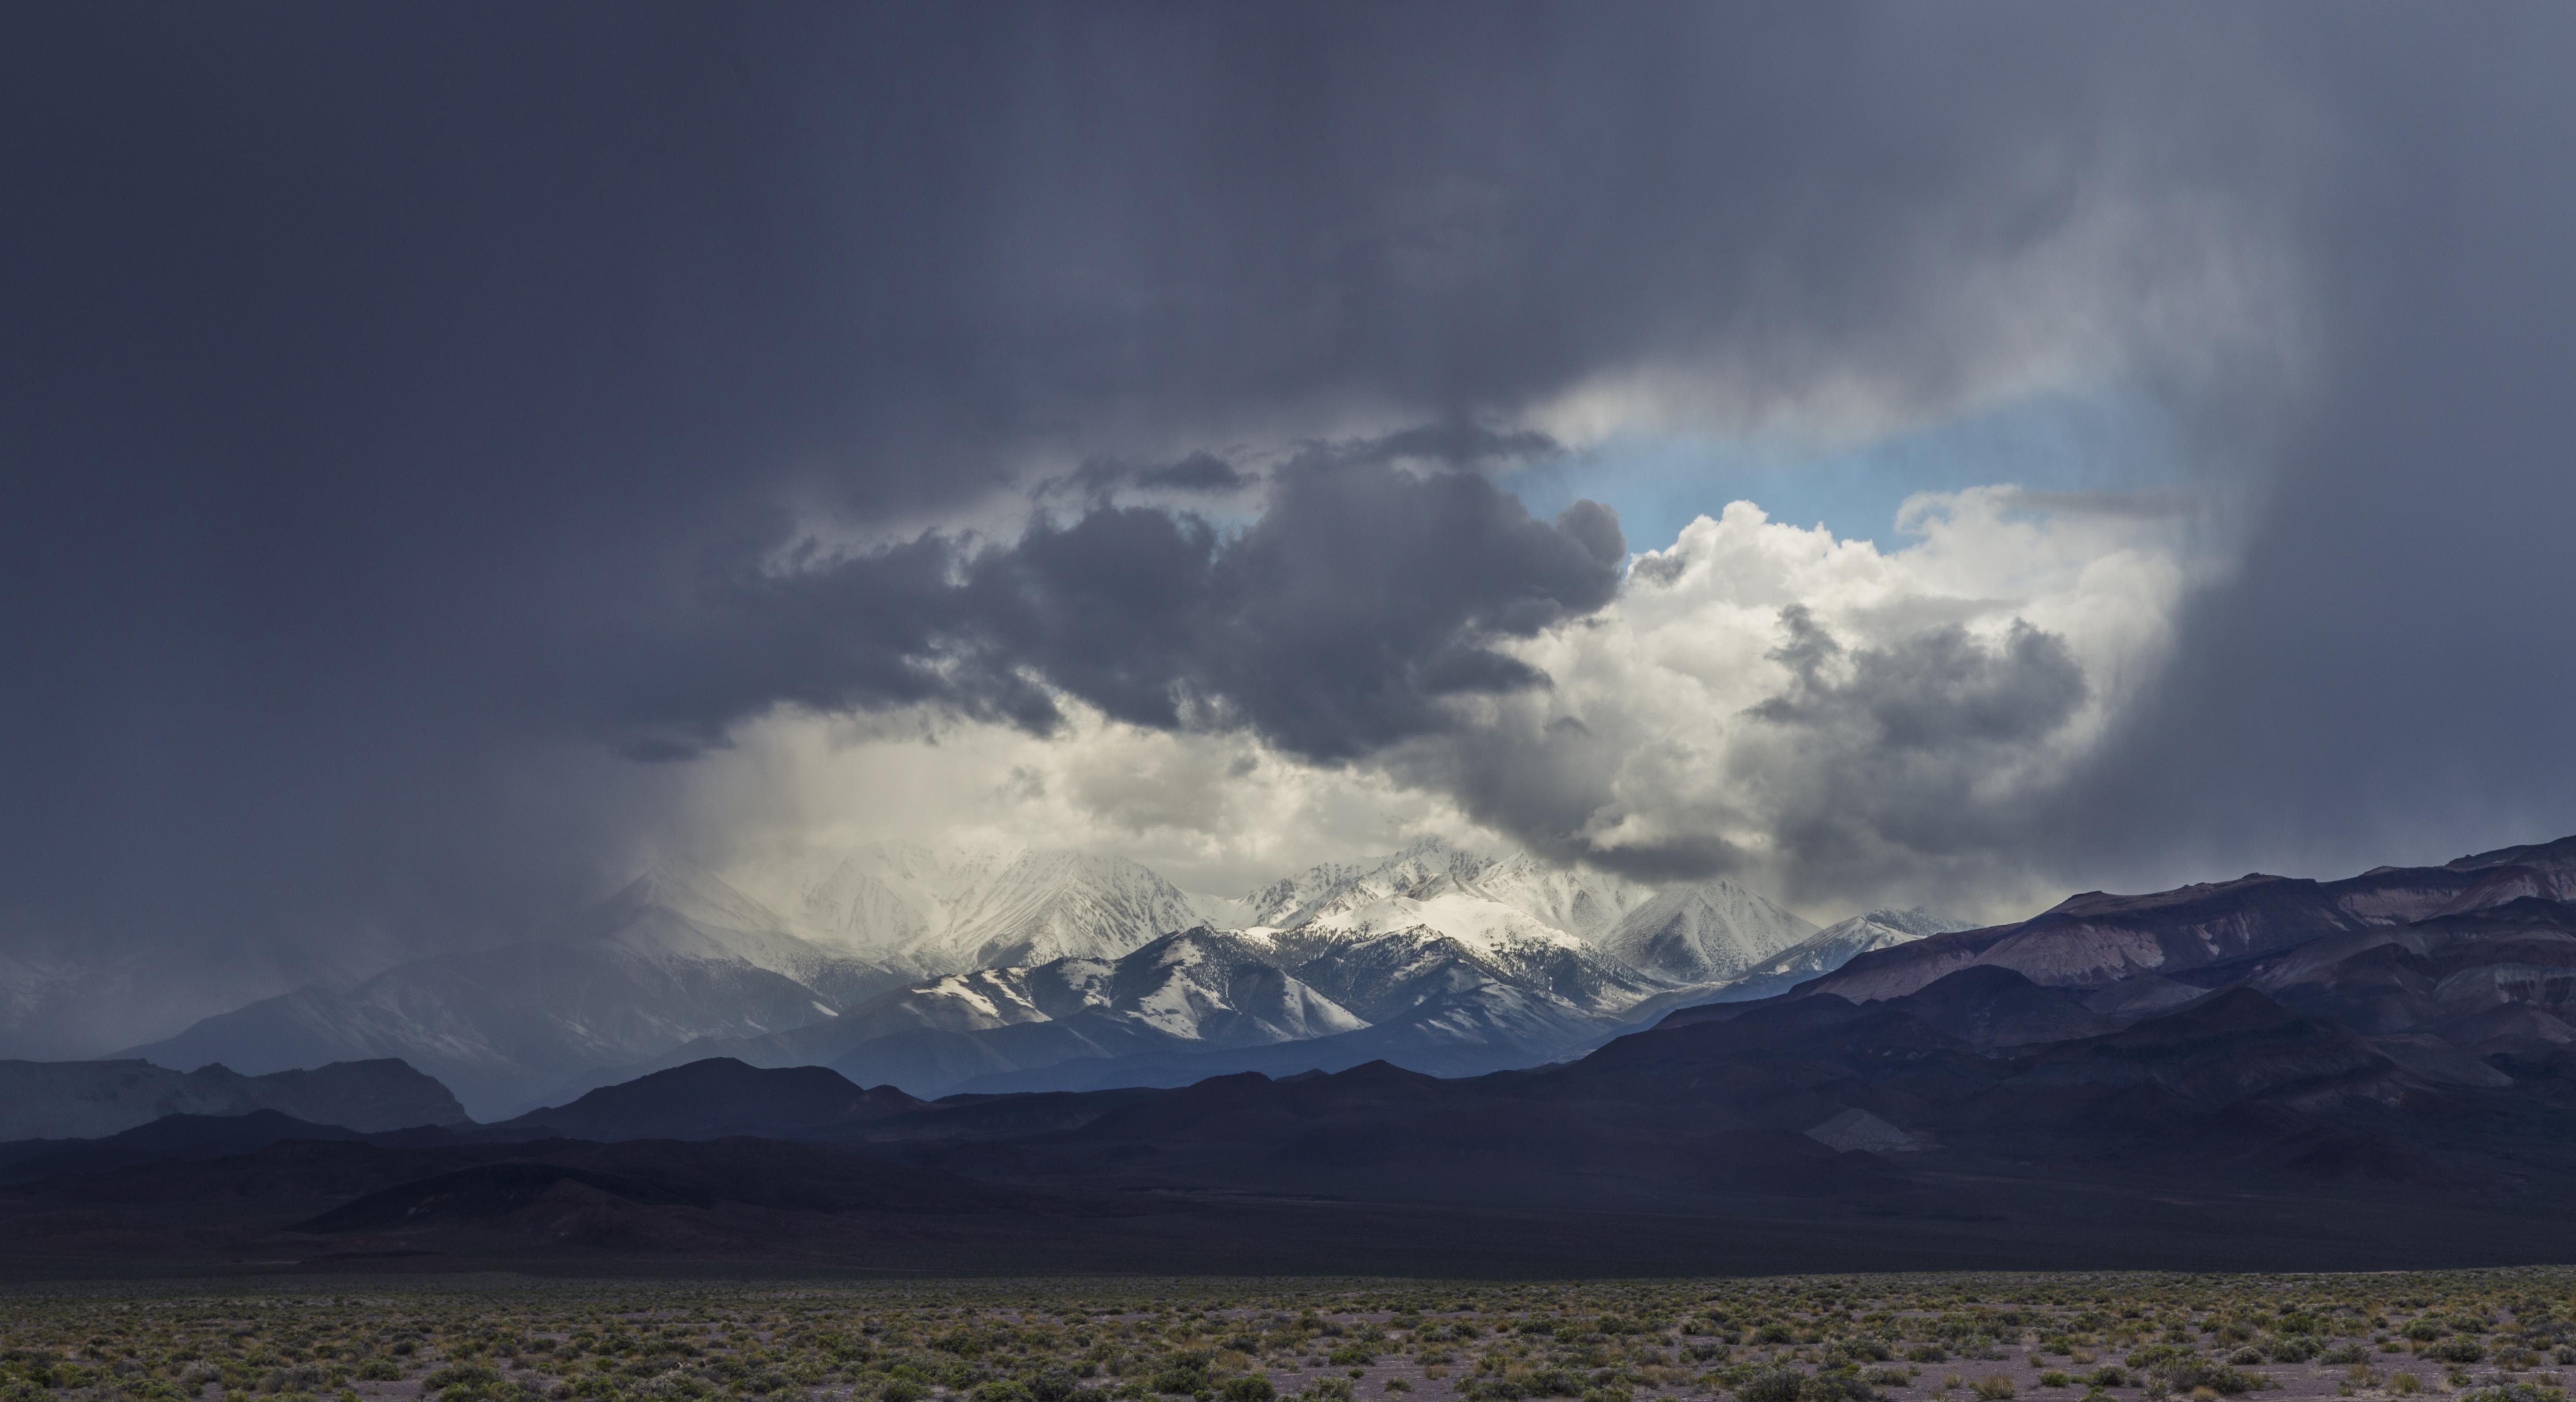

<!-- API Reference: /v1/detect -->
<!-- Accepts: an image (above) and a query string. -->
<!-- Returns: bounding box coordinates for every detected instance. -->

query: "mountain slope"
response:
[0,1109,366,1186]
[0,1057,464,1139]
[770,844,1206,976]
[1661,906,1964,1007]
[122,840,1848,1113]
[1811,837,2576,1004]
[121,869,894,1117]
[544,841,1838,1098]
[1596,879,1820,984]
[492,1058,926,1140]
[566,928,1374,1100]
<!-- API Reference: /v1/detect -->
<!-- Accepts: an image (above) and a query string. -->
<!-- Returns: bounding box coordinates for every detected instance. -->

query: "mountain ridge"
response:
[118,839,1870,1113]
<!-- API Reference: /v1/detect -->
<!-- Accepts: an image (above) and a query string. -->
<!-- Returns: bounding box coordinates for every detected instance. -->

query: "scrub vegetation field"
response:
[7,1273,2575,1402]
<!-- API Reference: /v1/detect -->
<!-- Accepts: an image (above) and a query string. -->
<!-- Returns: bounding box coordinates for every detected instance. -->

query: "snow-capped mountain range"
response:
[114,838,1965,1116]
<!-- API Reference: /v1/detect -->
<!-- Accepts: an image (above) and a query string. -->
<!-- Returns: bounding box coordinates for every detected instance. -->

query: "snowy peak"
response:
[899,850,1206,972]
[797,861,934,951]
[1294,878,1589,958]
[1748,906,1966,984]
[833,925,1369,1051]
[1239,836,1493,929]
[736,843,1206,978]
[590,864,795,942]
[1599,878,1820,983]
[1470,853,1661,940]
[570,863,880,997]
[1849,906,1966,941]
[1093,927,1369,1044]
[1237,838,1651,948]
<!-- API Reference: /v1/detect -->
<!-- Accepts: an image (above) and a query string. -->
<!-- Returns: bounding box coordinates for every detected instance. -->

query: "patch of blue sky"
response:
[1503,386,2196,557]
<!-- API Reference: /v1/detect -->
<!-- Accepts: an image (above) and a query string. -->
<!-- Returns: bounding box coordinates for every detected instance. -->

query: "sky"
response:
[4,3,2574,1055]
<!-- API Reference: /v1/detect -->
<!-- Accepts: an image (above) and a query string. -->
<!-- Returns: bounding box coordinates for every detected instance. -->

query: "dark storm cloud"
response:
[2022,13,2576,889]
[1376,605,2094,890]
[2,1,2572,1048]
[631,437,1623,764]
[1059,451,1256,501]
[1744,609,2093,891]
[1750,607,2090,755]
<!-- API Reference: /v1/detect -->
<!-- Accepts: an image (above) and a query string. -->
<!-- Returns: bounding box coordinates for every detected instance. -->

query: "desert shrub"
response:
[354,1361,403,1383]
[2143,1361,2262,1396]
[975,1382,1036,1402]
[423,1366,507,1401]
[1326,1350,1375,1369]
[1800,1372,1875,1402]
[881,1380,930,1402]
[2227,1351,2264,1367]
[2085,1369,2127,1389]
[1971,1376,2015,1401]
[2404,1323,2445,1343]
[1733,1368,1806,1402]
[2038,1373,2074,1389]
[2459,1387,2567,1402]
[2266,1339,2318,1364]
[1031,1372,1091,1402]
[1581,1389,1630,1402]
[1865,1371,1912,1389]
[1300,1381,1354,1402]
[2319,1346,2369,1365]
[1220,1379,1277,1402]
[1908,1348,1949,1365]
[2428,1339,2487,1364]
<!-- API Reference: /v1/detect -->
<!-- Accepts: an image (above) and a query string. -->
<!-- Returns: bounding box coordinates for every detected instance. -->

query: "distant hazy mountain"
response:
[0,1108,365,1186]
[1595,881,1822,984]
[1668,906,1969,1006]
[1235,836,1505,929]
[124,837,1870,1112]
[526,925,1374,1105]
[0,1057,463,1139]
[121,868,898,1117]
[779,844,1207,977]
[555,839,1830,1098]
[38,833,2576,1278]
[492,1058,926,1141]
